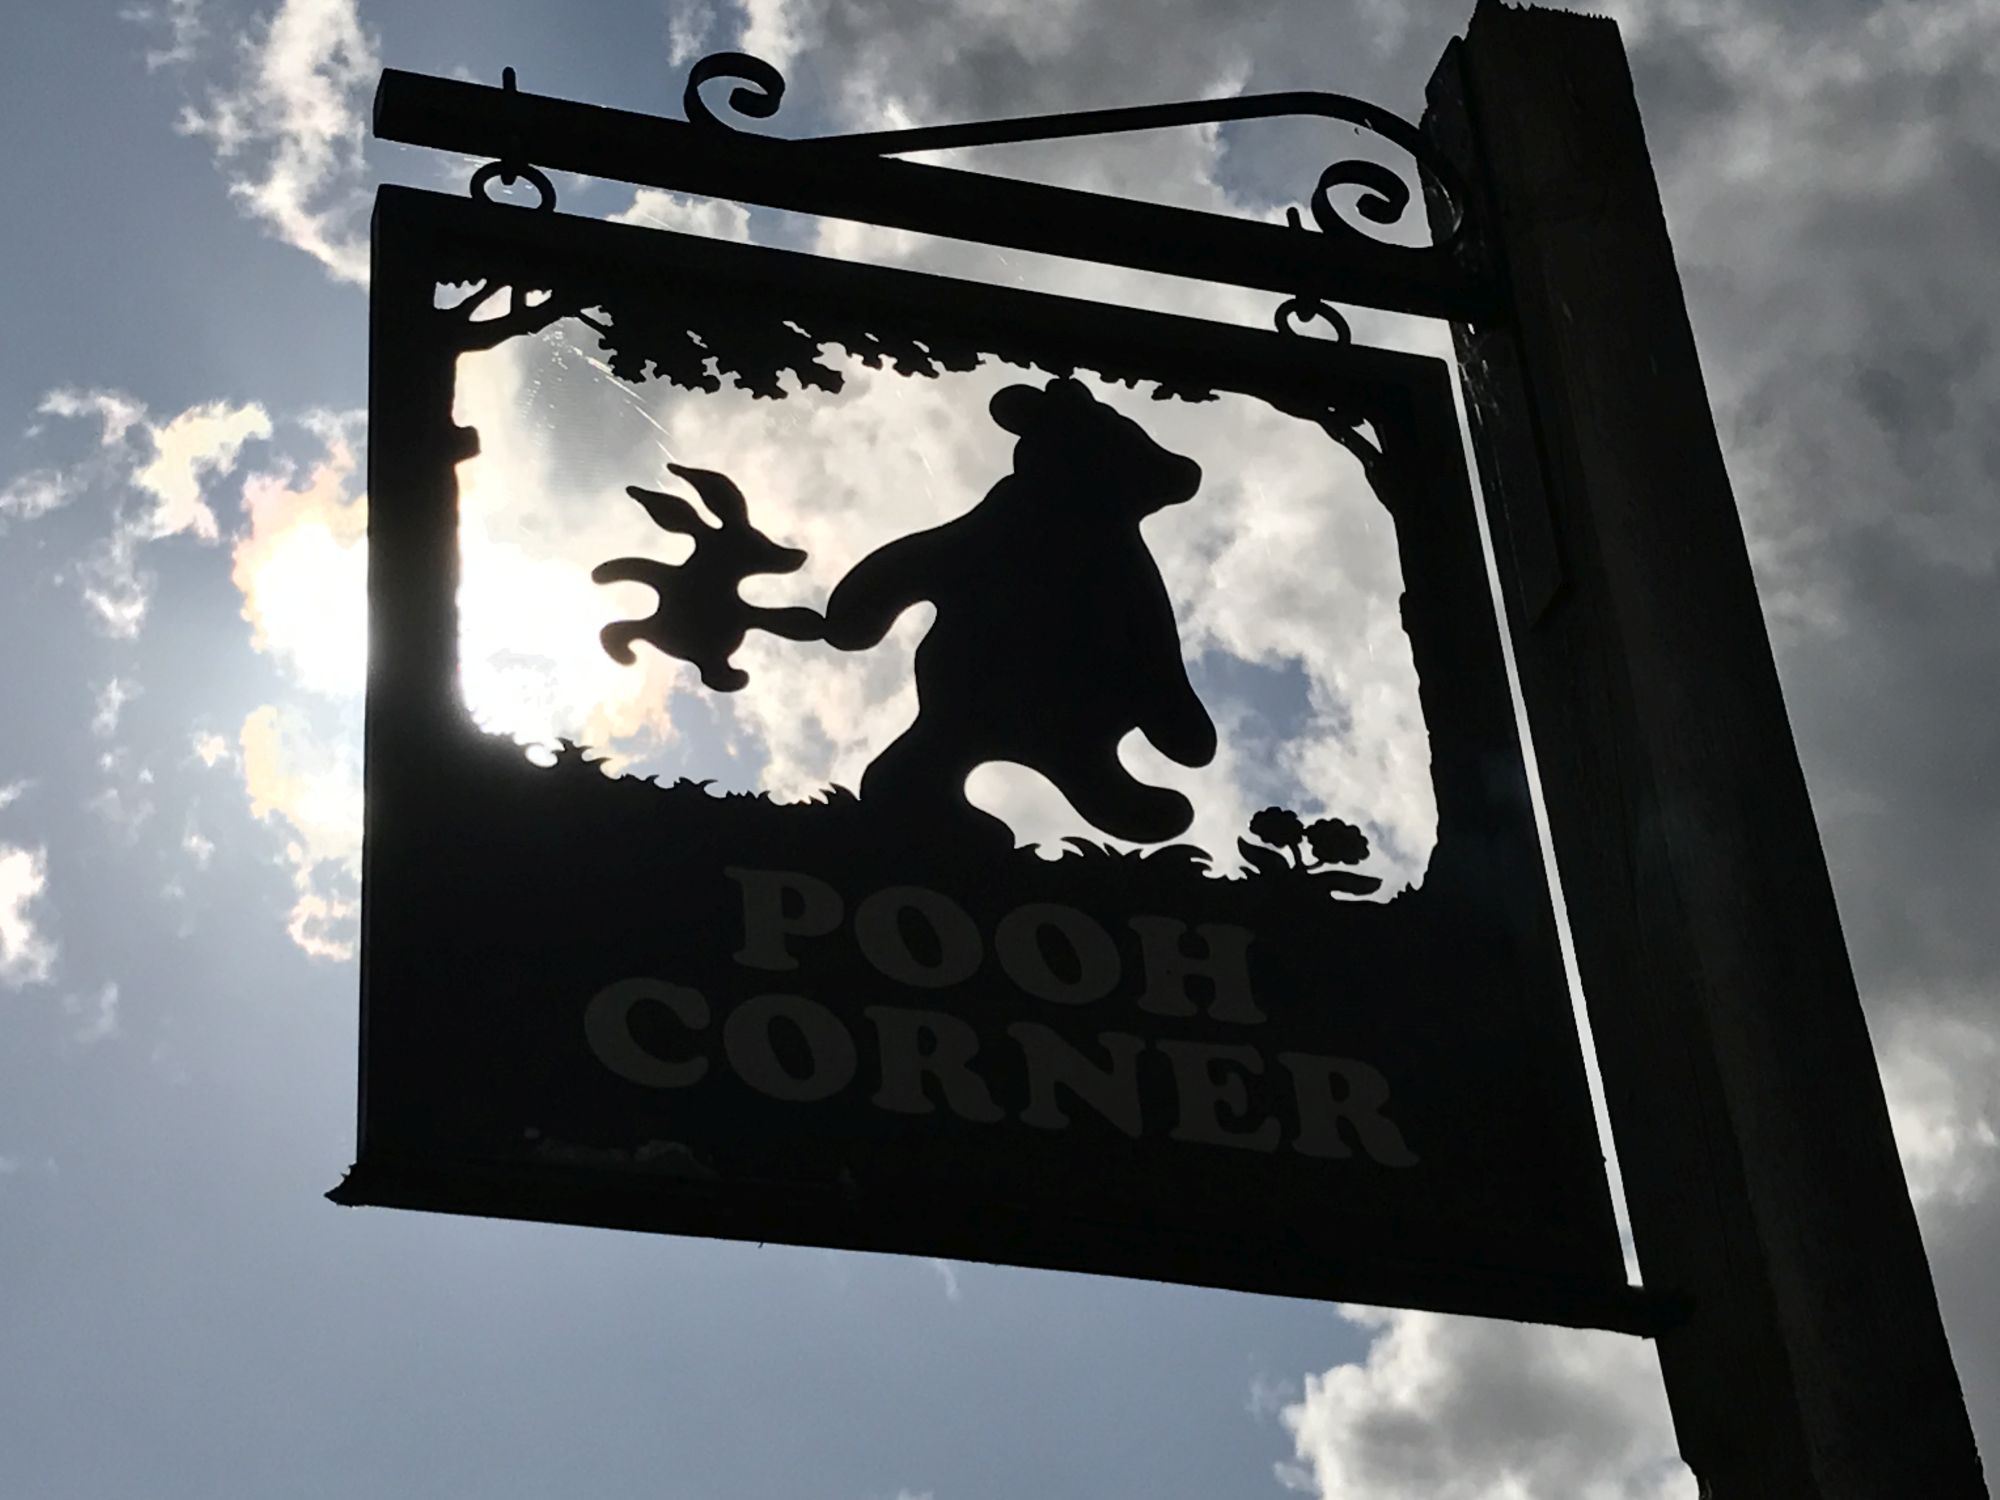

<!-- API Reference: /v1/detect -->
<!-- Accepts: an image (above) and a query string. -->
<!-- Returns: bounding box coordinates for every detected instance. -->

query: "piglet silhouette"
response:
[823,377,1216,844]
[592,463,822,692]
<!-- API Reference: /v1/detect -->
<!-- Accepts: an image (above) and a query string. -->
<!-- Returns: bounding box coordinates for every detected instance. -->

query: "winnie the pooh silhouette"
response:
[822,377,1216,844]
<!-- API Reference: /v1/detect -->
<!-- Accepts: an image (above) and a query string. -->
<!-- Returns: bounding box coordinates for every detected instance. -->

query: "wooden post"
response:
[1423,6,1988,1496]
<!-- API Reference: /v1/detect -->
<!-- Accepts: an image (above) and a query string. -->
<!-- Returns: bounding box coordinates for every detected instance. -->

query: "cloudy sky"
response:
[3,1,1995,1496]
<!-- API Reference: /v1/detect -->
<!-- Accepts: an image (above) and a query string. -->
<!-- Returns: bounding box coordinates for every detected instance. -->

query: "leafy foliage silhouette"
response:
[424,242,1221,402]
[530,739,1380,903]
[1240,804,1379,896]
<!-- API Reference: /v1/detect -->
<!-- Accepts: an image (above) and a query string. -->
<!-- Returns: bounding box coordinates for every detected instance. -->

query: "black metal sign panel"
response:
[339,184,1638,1332]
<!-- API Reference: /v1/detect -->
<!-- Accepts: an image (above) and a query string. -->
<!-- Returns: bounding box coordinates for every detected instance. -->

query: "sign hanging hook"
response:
[469,66,558,211]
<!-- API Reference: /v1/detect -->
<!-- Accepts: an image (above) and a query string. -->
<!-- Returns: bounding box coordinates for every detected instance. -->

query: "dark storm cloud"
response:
[1636,7,2000,1017]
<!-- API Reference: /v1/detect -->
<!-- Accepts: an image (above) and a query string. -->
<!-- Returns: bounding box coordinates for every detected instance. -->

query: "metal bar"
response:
[679,54,1449,169]
[807,90,1428,156]
[331,1154,1680,1338]
[372,68,1492,323]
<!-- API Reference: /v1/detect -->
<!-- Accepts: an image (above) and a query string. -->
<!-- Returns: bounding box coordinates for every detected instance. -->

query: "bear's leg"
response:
[859,726,1012,848]
[1047,742,1196,846]
[696,657,751,693]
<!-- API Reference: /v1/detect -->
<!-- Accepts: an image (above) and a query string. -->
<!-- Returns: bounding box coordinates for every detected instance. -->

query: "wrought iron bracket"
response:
[682,52,1468,245]
[373,56,1498,325]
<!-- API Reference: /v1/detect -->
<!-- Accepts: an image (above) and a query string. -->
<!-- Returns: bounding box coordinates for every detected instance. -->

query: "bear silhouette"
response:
[822,377,1216,845]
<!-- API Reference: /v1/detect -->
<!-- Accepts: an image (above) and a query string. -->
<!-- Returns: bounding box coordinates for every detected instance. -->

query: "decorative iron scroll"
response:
[681,50,1471,255]
[374,55,1491,323]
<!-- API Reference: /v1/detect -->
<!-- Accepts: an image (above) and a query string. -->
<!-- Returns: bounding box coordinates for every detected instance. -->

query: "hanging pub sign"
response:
[336,54,1648,1333]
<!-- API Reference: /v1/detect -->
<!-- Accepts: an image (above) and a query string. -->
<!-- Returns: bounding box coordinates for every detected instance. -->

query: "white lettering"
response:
[722,993,857,1102]
[995,903,1121,1005]
[854,886,983,988]
[865,1006,1005,1122]
[1279,1053,1420,1166]
[1008,1023,1145,1137]
[1128,917,1263,1024]
[1156,1040,1281,1151]
[727,867,843,971]
[583,978,710,1088]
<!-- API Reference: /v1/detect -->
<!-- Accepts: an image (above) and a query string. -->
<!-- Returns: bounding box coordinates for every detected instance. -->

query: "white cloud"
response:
[230,412,367,698]
[238,703,361,960]
[1279,1308,1695,1500]
[1248,1373,1300,1423]
[0,469,76,526]
[665,0,719,68]
[92,677,139,738]
[0,401,372,957]
[88,792,153,840]
[1880,1007,2000,1211]
[0,843,57,989]
[609,189,754,243]
[926,1259,962,1302]
[87,747,157,840]
[175,0,378,284]
[132,400,273,543]
[19,388,271,636]
[64,982,122,1045]
[79,568,151,639]
[2,391,146,530]
[0,783,26,813]
[123,0,206,70]
[183,817,216,869]
[39,387,146,448]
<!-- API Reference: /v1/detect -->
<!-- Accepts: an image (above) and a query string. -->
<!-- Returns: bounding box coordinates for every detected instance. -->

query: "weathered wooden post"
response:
[1424,5,1987,1495]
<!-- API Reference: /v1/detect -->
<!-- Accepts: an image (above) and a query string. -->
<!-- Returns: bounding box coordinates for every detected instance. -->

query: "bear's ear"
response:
[989,383,1043,436]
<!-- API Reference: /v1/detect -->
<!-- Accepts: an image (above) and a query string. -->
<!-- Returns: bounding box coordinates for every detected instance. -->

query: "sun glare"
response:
[240,509,369,700]
[454,453,678,763]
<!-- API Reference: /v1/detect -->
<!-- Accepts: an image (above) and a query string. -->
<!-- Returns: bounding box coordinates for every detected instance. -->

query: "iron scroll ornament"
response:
[380,59,1490,322]
[680,51,1470,259]
[467,55,1449,309]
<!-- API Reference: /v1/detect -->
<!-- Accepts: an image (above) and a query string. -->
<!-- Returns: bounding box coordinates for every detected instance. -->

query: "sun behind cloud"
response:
[231,418,368,701]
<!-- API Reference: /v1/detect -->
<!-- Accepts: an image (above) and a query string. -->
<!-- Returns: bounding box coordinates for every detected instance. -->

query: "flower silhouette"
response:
[1306,816,1369,867]
[1248,806,1307,862]
[1240,804,1379,897]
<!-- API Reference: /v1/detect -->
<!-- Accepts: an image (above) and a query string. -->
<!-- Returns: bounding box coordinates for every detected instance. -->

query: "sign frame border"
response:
[335,181,1663,1337]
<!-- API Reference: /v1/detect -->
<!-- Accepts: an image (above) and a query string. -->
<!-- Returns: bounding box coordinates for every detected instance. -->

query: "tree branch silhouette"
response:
[444,280,576,352]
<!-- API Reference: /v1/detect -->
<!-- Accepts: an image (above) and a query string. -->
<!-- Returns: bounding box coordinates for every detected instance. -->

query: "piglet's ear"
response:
[989,384,1042,436]
[626,485,705,535]
[667,463,750,529]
